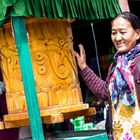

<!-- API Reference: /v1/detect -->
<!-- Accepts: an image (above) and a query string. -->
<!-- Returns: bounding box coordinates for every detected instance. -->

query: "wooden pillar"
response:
[12,17,45,140]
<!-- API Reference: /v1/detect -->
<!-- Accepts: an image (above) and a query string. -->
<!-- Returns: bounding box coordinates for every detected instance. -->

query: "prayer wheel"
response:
[0,18,95,129]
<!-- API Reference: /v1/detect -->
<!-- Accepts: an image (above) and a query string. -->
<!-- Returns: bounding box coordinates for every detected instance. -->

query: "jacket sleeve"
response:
[80,66,109,101]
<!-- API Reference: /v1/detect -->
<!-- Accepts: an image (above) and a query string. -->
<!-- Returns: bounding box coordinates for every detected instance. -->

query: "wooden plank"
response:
[42,114,64,124]
[4,120,29,129]
[11,17,45,140]
[4,104,90,121]
[0,122,4,130]
[3,105,96,127]
[3,103,96,128]
[63,107,96,119]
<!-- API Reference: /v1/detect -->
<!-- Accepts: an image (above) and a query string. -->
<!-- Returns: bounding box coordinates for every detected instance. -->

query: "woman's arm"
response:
[74,44,109,101]
[80,66,109,101]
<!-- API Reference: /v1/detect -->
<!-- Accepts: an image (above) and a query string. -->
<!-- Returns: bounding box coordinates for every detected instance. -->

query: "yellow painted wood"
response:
[0,106,96,129]
[4,104,92,121]
[0,121,4,129]
[0,18,96,128]
[4,120,29,129]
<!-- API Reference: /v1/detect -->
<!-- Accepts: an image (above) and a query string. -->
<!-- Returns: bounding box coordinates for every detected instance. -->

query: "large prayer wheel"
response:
[0,18,95,129]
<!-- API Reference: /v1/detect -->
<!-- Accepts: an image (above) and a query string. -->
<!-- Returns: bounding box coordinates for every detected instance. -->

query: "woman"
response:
[74,12,140,140]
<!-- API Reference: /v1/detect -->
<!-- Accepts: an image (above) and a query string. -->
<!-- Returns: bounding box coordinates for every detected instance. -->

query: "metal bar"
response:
[90,23,102,78]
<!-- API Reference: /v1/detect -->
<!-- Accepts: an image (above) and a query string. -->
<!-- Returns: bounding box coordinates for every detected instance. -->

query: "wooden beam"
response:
[42,114,64,124]
[63,107,96,119]
[11,17,45,140]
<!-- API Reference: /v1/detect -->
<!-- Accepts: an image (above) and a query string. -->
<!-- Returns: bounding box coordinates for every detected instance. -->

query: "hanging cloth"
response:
[0,0,121,27]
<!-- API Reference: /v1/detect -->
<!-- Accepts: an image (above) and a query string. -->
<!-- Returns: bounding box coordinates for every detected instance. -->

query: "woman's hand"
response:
[74,44,87,70]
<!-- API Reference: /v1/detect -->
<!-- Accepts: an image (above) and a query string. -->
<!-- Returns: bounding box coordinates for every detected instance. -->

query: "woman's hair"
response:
[111,12,140,30]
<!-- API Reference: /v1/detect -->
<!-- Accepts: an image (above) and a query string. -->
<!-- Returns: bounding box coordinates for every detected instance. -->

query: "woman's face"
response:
[111,17,139,53]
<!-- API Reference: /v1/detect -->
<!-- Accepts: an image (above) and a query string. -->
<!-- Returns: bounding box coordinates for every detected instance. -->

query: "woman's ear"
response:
[136,28,140,40]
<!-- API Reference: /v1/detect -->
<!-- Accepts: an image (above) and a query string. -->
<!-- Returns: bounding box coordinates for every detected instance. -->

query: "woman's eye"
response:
[111,32,116,36]
[121,31,126,35]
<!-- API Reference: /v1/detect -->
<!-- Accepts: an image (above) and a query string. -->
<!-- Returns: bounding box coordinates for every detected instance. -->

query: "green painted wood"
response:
[58,133,108,140]
[0,0,122,27]
[12,17,45,140]
[81,133,108,140]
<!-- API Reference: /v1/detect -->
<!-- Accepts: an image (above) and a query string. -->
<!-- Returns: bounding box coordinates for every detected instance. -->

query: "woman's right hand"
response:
[74,44,87,70]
